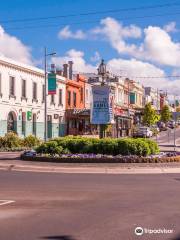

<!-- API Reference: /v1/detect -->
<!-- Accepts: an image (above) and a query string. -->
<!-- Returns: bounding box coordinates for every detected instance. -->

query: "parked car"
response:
[133,127,153,138]
[22,150,37,157]
[151,125,160,133]
[168,120,176,129]
[176,119,180,125]
[157,122,167,131]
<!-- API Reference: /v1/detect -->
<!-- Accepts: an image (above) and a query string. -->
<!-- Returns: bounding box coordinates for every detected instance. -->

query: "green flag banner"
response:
[48,73,56,95]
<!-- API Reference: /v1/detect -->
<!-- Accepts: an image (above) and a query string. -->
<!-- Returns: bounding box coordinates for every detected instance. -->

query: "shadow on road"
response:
[40,236,77,240]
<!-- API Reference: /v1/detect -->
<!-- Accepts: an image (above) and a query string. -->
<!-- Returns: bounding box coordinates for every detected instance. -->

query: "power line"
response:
[117,75,180,79]
[4,11,180,31]
[1,1,180,24]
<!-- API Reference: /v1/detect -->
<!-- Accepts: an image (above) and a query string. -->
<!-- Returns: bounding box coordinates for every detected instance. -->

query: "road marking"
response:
[0,200,15,206]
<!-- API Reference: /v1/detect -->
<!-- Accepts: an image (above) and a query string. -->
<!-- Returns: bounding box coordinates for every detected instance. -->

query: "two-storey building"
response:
[0,56,66,138]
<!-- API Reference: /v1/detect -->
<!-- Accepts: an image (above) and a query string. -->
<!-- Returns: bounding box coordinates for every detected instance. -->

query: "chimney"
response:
[68,61,73,80]
[56,67,63,76]
[63,64,68,78]
[50,64,56,73]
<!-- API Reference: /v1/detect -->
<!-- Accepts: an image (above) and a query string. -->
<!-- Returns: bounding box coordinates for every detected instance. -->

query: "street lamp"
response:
[98,59,107,85]
[44,47,56,142]
[97,59,107,138]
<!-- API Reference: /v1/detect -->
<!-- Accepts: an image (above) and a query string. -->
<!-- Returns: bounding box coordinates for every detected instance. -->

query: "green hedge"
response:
[36,136,159,156]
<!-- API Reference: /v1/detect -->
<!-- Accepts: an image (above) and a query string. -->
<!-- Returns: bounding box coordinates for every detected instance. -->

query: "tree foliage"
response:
[160,105,172,123]
[143,103,160,126]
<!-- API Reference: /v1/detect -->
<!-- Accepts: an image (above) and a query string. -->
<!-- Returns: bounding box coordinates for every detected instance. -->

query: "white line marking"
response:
[0,200,15,206]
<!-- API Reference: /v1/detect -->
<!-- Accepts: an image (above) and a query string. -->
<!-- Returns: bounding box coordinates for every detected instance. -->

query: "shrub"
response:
[23,135,41,147]
[36,141,64,156]
[36,136,159,157]
[143,139,159,155]
[3,132,22,148]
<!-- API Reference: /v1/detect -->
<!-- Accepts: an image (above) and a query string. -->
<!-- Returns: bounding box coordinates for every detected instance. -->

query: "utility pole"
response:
[173,94,177,152]
[44,47,47,142]
[44,47,56,142]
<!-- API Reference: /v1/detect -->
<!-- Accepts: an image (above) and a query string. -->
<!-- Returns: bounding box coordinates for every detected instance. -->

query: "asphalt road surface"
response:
[0,171,180,240]
[156,127,180,146]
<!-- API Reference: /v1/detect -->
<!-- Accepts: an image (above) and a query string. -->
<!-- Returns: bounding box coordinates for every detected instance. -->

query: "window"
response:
[80,87,83,102]
[67,91,71,106]
[86,89,88,102]
[42,84,45,102]
[73,92,77,107]
[51,94,55,104]
[33,82,37,100]
[59,89,62,105]
[9,76,15,96]
[22,79,26,98]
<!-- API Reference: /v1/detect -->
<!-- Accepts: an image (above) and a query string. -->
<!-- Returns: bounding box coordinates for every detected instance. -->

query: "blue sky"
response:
[1,0,180,95]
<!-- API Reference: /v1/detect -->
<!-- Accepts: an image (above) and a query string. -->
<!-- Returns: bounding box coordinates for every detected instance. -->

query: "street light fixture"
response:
[44,47,56,142]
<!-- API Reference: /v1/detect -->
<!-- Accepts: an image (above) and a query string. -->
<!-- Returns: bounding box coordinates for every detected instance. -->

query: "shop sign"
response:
[91,85,114,124]
[48,73,56,95]
[73,109,90,115]
[27,111,32,121]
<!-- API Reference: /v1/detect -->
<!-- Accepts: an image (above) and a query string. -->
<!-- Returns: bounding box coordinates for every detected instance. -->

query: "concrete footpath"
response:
[1,159,180,174]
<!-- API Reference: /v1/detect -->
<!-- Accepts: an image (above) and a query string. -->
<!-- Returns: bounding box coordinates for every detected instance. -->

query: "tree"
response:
[143,103,160,126]
[160,105,172,123]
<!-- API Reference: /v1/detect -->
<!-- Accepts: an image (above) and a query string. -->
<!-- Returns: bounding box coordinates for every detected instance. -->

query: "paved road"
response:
[0,171,180,240]
[155,127,180,146]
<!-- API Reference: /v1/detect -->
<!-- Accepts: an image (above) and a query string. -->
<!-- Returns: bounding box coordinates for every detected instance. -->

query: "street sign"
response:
[48,73,56,95]
[91,85,114,124]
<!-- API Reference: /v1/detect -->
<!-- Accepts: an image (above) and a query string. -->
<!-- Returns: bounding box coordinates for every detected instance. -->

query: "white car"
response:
[133,127,153,138]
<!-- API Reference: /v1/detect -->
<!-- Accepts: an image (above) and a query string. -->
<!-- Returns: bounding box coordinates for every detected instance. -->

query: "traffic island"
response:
[21,153,180,164]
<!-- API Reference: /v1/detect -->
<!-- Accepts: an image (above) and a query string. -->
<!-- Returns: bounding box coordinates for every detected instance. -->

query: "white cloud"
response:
[141,26,180,66]
[58,25,86,40]
[90,51,101,62]
[91,17,141,56]
[0,25,33,65]
[52,49,96,73]
[107,57,180,95]
[164,22,177,33]
[92,18,180,67]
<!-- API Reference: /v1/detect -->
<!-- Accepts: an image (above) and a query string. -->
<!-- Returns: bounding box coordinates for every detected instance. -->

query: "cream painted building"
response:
[0,56,66,139]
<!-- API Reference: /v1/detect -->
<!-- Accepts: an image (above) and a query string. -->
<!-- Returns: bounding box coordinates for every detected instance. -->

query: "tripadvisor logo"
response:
[135,227,144,236]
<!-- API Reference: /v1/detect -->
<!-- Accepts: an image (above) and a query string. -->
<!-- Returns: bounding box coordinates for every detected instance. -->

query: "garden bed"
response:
[21,153,180,164]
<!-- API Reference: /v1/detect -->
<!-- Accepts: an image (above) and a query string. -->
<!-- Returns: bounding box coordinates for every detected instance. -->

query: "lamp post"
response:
[44,47,56,142]
[97,59,107,138]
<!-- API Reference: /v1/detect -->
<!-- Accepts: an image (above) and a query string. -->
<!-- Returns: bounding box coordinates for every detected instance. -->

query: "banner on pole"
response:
[91,85,114,124]
[48,73,56,95]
